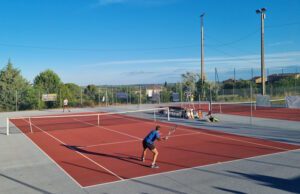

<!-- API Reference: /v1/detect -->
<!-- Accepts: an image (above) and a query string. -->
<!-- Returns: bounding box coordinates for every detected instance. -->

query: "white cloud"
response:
[80,51,300,69]
[268,41,293,47]
[69,51,300,85]
[80,58,198,68]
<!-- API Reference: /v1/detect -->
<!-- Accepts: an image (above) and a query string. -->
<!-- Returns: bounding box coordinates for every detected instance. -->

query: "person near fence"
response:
[63,98,70,112]
[206,111,219,122]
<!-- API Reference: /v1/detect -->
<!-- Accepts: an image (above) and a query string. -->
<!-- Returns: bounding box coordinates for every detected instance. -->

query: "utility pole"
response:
[200,13,205,85]
[256,8,267,95]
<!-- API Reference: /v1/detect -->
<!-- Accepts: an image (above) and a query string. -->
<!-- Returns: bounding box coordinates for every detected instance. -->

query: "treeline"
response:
[0,61,80,111]
[0,61,171,111]
[0,60,299,112]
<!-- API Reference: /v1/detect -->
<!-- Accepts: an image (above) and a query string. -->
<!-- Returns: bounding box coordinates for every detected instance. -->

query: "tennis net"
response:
[209,99,286,114]
[6,107,170,135]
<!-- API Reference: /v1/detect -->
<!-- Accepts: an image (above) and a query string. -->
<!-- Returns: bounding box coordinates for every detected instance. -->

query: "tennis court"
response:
[7,108,300,187]
[180,102,300,121]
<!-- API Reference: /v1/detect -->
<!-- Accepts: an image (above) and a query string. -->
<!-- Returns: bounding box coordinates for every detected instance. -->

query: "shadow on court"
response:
[0,173,54,194]
[226,171,300,194]
[63,144,150,168]
[213,187,246,194]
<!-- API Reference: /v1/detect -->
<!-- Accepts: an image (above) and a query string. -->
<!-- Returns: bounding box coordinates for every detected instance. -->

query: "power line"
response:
[205,44,259,63]
[0,42,199,52]
[206,29,260,47]
[265,22,300,28]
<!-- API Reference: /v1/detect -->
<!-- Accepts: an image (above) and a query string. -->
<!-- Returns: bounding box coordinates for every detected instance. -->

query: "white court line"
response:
[18,119,83,189]
[17,113,299,189]
[21,118,124,183]
[83,147,300,189]
[73,118,142,140]
[80,139,141,148]
[80,131,200,148]
[97,113,291,151]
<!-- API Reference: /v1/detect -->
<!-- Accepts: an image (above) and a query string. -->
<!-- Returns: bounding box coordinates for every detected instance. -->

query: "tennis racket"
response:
[165,125,178,140]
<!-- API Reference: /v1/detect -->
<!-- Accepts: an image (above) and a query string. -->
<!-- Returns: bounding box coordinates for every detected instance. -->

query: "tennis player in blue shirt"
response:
[141,125,166,168]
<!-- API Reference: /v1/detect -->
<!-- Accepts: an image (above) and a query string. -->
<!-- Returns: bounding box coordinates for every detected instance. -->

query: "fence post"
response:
[38,90,41,110]
[6,118,9,135]
[15,90,18,111]
[139,86,141,106]
[250,83,253,125]
[98,88,100,106]
[60,89,62,108]
[105,89,108,106]
[80,88,83,106]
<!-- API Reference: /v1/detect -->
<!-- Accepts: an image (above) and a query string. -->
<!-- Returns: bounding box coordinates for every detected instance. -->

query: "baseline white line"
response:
[22,119,124,182]
[83,147,300,188]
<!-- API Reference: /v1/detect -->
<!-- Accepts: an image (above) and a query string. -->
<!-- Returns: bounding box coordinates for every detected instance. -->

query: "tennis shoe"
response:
[151,164,159,168]
[141,157,145,162]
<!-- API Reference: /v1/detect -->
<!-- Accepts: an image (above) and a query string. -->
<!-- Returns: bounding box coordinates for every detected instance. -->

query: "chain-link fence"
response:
[1,74,299,112]
[1,84,299,112]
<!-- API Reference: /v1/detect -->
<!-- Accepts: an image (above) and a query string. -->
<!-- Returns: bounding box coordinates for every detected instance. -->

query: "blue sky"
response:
[0,0,299,85]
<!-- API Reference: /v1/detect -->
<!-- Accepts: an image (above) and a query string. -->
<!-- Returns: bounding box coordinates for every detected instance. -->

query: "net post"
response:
[219,103,222,113]
[6,118,9,136]
[97,114,100,126]
[154,109,156,122]
[29,117,33,133]
[167,107,170,121]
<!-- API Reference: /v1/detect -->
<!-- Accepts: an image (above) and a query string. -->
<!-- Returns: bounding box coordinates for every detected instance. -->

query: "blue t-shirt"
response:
[144,130,160,145]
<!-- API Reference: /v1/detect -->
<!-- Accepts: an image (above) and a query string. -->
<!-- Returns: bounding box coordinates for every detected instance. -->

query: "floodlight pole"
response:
[200,13,205,85]
[200,13,205,101]
[256,8,266,95]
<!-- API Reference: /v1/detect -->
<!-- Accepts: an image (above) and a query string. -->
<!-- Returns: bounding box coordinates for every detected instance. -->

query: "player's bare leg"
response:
[141,148,146,162]
[150,148,159,168]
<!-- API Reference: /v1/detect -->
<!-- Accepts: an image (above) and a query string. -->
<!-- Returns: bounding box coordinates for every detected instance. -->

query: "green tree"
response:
[84,85,98,101]
[0,60,30,111]
[181,72,198,92]
[61,83,82,107]
[181,72,199,101]
[19,87,40,110]
[33,69,62,108]
[160,88,171,103]
[82,84,98,106]
[272,77,300,88]
[270,77,300,96]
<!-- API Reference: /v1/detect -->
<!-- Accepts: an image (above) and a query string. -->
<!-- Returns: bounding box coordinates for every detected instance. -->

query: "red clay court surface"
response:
[10,113,300,187]
[181,103,300,121]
